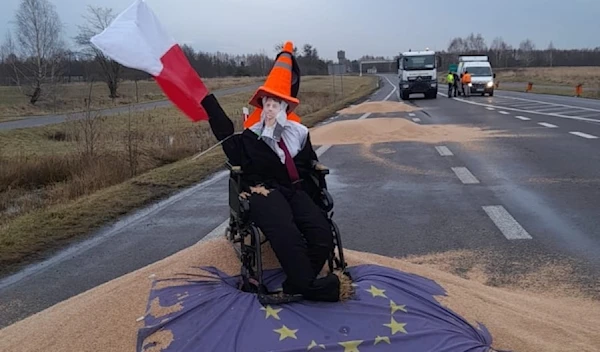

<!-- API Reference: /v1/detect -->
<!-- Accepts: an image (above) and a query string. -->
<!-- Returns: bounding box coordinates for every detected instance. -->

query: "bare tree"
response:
[465,33,487,52]
[75,5,121,98]
[490,37,512,67]
[518,39,536,67]
[125,107,140,177]
[12,0,66,104]
[547,41,555,67]
[70,80,106,158]
[447,37,467,53]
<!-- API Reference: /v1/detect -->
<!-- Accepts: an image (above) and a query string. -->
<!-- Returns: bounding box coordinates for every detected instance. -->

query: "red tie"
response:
[277,139,300,185]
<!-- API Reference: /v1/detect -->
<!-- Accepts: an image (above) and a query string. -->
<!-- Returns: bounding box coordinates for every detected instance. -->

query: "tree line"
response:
[441,33,600,69]
[0,0,335,105]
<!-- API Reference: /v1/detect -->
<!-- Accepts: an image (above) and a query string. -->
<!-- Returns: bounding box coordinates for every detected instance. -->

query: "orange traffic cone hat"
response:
[248,41,300,112]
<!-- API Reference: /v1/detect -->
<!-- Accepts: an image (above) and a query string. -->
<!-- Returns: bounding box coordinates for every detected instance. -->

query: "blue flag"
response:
[137,264,497,352]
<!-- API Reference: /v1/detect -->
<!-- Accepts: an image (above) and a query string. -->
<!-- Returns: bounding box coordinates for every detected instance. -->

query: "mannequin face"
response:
[263,97,282,127]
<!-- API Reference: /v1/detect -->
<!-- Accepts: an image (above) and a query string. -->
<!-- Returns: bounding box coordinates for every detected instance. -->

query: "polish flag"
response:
[90,0,209,121]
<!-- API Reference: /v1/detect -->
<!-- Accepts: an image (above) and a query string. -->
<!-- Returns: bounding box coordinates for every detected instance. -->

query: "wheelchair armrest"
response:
[311,160,329,175]
[226,161,243,175]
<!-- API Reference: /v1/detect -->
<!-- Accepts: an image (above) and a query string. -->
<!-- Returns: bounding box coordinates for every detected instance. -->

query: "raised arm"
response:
[201,94,234,141]
[200,94,242,165]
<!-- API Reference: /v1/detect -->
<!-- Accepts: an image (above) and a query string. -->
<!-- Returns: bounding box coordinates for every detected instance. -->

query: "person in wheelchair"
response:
[199,42,343,302]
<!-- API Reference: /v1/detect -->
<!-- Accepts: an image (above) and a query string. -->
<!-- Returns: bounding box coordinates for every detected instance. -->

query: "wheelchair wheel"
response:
[239,224,266,294]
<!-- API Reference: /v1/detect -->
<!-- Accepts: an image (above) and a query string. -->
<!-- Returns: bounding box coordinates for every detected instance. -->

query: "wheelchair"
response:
[224,160,348,305]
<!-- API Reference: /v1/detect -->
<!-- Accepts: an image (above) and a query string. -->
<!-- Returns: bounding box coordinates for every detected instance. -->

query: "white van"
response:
[457,56,495,96]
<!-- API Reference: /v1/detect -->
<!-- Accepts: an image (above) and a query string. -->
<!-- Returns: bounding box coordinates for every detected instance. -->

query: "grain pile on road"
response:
[0,237,598,352]
[310,117,508,146]
[337,101,420,114]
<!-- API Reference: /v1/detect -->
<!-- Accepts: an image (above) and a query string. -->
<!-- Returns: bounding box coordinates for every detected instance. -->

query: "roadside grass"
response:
[0,74,378,275]
[0,76,264,121]
[494,66,600,87]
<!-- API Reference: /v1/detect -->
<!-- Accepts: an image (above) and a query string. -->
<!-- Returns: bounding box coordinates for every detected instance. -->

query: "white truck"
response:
[396,49,439,100]
[456,55,495,96]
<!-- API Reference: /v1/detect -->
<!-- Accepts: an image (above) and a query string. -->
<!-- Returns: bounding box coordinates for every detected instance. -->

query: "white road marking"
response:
[499,95,600,113]
[412,118,421,122]
[498,111,510,115]
[482,205,532,240]
[509,102,545,108]
[438,93,600,124]
[515,116,531,120]
[435,146,454,156]
[408,113,416,117]
[569,131,598,139]
[534,106,576,113]
[451,167,480,184]
[358,112,372,120]
[381,75,398,101]
[538,122,558,128]
[575,111,600,118]
[486,107,495,111]
[509,102,548,108]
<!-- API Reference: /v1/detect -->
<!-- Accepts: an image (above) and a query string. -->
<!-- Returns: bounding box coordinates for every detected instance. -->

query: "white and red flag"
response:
[91,0,209,121]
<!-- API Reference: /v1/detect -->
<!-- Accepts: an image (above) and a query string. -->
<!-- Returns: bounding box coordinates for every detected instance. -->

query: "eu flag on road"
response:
[137,264,495,352]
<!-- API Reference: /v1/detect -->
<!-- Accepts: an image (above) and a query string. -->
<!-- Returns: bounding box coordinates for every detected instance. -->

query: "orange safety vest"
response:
[462,73,472,84]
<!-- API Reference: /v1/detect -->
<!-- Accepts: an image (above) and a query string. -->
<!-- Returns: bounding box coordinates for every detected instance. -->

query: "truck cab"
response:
[457,56,495,96]
[396,50,439,100]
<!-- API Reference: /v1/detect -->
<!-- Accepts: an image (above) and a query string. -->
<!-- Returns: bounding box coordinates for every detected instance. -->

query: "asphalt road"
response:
[0,83,261,131]
[2,74,599,330]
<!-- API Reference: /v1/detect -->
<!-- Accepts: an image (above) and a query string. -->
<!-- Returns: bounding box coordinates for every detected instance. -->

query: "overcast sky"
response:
[1,0,599,60]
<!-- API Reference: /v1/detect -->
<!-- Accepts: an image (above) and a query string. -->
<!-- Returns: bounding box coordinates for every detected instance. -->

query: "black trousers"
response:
[249,187,338,301]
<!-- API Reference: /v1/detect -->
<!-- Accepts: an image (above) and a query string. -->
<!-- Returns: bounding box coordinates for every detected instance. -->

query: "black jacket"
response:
[201,94,319,194]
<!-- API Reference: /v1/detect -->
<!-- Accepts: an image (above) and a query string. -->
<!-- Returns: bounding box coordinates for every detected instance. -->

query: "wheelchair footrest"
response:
[258,292,303,305]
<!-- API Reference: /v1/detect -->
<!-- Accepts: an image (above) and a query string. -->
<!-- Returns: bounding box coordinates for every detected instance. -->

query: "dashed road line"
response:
[451,167,480,184]
[358,112,372,120]
[486,107,495,111]
[482,205,532,240]
[408,113,416,117]
[498,111,510,115]
[515,116,531,121]
[412,118,421,123]
[569,131,598,139]
[538,122,558,128]
[435,146,454,156]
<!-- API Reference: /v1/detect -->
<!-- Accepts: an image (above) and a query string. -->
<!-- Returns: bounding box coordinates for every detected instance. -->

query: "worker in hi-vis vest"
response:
[461,70,472,97]
[446,71,455,97]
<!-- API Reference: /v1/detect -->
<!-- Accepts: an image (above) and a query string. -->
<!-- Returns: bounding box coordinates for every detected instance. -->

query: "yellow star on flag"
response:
[365,285,387,298]
[273,325,298,341]
[260,305,282,320]
[384,317,408,335]
[374,336,391,345]
[338,340,363,352]
[307,340,325,350]
[390,300,407,314]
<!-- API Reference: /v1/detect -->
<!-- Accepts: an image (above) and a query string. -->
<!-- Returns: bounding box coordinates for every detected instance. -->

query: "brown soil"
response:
[0,237,598,352]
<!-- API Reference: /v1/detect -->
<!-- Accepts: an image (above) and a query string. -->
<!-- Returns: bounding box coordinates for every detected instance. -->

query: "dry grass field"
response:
[494,66,600,86]
[0,76,264,120]
[0,74,378,274]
